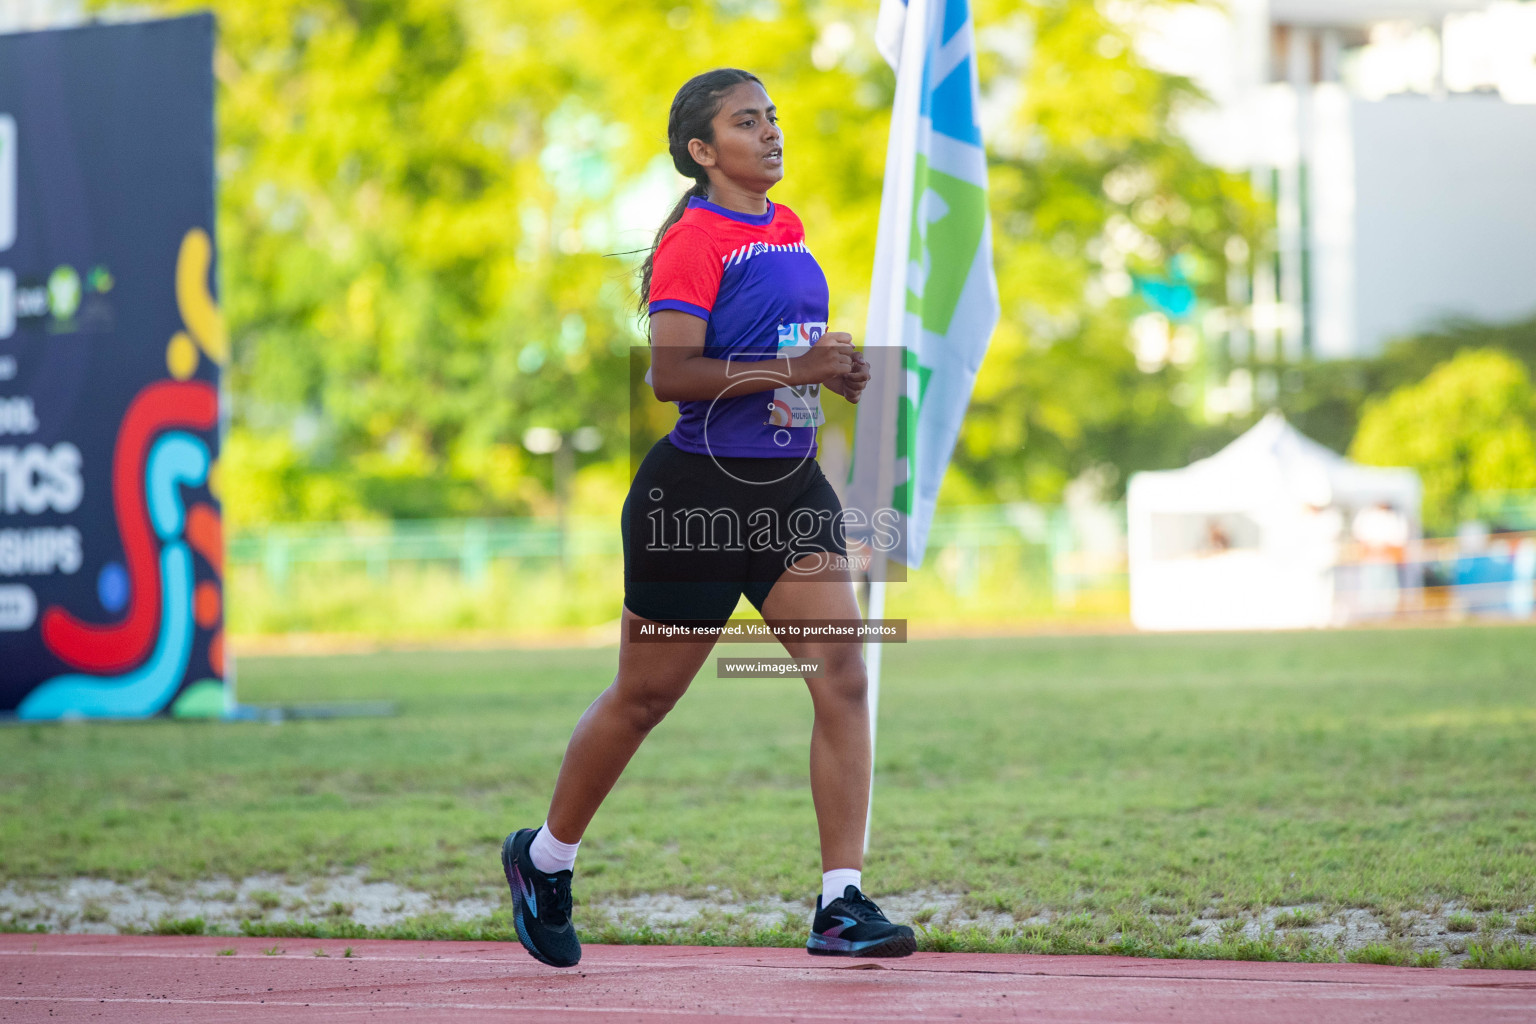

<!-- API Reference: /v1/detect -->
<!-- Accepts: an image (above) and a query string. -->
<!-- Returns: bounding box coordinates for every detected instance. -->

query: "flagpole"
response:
[862,571,887,855]
[860,0,931,857]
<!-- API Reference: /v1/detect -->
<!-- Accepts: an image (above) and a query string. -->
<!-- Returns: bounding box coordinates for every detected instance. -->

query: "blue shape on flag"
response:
[941,0,966,43]
[921,0,983,147]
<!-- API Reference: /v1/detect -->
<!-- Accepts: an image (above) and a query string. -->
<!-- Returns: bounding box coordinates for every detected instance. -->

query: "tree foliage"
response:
[1351,349,1536,533]
[116,0,1265,523]
[961,0,1265,502]
[1267,313,1536,459]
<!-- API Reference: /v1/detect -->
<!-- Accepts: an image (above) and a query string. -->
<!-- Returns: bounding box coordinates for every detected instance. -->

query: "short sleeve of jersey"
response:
[648,224,722,321]
[776,205,806,239]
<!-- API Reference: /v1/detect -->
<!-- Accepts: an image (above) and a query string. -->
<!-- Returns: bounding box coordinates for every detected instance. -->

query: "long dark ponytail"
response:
[637,68,763,319]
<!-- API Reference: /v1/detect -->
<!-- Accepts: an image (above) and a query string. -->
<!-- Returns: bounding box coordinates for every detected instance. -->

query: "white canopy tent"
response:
[1127,411,1421,630]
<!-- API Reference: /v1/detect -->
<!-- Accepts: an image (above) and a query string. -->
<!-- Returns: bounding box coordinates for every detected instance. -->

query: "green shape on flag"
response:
[905,154,986,336]
[171,679,225,718]
[891,349,934,518]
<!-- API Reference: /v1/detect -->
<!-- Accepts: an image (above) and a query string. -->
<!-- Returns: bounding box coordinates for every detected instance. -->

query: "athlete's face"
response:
[696,81,783,193]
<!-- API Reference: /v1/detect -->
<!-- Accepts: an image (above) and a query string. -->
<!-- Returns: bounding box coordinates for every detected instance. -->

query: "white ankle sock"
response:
[528,821,580,874]
[821,868,862,908]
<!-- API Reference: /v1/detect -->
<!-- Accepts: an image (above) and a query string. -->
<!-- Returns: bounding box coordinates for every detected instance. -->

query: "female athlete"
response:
[501,68,914,967]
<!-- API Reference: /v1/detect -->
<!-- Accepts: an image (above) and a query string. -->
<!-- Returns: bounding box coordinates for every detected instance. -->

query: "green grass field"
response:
[3,625,1534,967]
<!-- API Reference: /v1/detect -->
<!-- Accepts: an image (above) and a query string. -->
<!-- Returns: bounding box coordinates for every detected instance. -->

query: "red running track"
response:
[2,934,1533,1023]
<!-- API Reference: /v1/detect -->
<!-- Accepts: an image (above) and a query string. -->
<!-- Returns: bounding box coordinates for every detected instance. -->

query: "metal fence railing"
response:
[224,493,1536,627]
[227,517,620,589]
[227,504,1131,596]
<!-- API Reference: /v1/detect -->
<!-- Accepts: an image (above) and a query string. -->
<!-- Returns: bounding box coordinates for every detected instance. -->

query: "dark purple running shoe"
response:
[806,885,916,957]
[501,828,581,967]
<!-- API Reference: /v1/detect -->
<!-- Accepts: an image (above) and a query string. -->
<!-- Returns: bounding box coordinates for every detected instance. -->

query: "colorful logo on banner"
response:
[1,15,219,718]
[17,230,226,719]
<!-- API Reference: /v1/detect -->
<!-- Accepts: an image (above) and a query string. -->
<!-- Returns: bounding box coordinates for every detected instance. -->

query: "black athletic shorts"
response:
[622,436,848,627]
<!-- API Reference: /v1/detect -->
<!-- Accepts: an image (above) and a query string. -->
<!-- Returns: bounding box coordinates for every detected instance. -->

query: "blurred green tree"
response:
[1274,313,1536,457]
[960,0,1266,503]
[1350,349,1536,534]
[117,0,1262,523]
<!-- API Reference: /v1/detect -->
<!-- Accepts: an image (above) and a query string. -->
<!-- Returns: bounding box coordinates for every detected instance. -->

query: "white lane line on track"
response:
[2,949,1528,990]
[1,995,927,1019]
[0,949,520,961]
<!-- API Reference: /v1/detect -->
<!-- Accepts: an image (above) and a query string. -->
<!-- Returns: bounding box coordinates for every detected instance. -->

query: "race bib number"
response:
[766,322,826,428]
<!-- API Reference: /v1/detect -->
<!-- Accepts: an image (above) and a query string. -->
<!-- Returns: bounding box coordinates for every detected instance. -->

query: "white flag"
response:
[850,0,999,570]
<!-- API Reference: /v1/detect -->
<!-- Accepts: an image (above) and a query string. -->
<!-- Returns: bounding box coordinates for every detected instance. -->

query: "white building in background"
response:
[1138,0,1536,377]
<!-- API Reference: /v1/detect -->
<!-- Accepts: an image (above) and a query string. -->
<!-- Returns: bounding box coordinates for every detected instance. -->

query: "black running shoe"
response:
[501,828,581,967]
[806,885,917,957]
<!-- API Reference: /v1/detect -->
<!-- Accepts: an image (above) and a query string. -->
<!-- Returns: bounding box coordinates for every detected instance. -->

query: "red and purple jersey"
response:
[648,196,830,458]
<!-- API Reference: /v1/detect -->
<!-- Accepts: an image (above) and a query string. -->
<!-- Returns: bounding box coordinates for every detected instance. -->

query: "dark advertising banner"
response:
[0,15,225,718]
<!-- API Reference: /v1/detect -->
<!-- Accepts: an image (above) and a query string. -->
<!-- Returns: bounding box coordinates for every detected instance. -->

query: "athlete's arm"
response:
[649,312,855,403]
